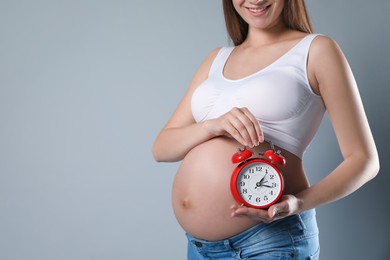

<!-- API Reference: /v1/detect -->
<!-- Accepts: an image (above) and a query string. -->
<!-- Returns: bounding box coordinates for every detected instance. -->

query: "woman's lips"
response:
[247,5,271,16]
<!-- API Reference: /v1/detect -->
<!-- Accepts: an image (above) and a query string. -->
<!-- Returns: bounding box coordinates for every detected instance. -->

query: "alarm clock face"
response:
[235,160,283,208]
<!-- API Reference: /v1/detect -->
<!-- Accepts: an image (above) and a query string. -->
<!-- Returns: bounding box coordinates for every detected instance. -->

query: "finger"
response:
[229,118,253,146]
[268,207,283,219]
[222,110,252,146]
[268,200,290,218]
[231,204,271,222]
[233,108,259,146]
[241,107,264,144]
[221,118,248,146]
[230,108,258,147]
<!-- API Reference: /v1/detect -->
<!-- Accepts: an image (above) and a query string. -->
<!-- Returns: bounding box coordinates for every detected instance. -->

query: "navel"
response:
[181,198,191,209]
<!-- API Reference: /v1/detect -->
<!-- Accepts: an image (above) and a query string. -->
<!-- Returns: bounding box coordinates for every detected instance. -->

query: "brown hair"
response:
[222,0,314,46]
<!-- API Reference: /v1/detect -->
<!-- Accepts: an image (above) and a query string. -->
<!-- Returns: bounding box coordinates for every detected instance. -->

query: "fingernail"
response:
[259,136,264,143]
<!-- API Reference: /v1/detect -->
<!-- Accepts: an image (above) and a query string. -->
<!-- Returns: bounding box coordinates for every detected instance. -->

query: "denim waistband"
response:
[186,209,316,251]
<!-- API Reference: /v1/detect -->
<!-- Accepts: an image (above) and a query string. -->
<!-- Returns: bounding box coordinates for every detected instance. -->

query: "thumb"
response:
[268,205,280,218]
[269,201,288,218]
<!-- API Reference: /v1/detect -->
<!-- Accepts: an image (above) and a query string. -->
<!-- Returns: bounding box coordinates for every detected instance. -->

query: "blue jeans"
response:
[186,209,319,260]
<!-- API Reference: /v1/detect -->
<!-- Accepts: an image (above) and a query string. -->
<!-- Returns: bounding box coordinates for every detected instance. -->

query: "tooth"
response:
[250,6,267,12]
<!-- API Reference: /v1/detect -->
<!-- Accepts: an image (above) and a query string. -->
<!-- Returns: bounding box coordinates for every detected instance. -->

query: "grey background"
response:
[0,0,389,259]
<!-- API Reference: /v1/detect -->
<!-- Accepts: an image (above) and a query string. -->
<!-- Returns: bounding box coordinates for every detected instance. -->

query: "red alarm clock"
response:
[230,142,286,209]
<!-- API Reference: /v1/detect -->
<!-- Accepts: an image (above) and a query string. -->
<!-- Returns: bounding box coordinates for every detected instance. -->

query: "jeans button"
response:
[194,241,203,247]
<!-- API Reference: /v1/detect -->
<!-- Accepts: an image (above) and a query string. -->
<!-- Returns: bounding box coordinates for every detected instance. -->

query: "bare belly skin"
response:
[172,137,309,241]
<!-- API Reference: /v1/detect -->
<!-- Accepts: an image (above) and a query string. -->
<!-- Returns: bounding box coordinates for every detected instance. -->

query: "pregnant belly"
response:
[172,137,261,241]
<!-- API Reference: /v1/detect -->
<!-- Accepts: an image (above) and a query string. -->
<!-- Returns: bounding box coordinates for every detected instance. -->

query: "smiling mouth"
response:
[247,5,271,13]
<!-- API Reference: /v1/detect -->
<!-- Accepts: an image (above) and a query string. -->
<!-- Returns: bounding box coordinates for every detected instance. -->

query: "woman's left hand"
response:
[230,195,302,223]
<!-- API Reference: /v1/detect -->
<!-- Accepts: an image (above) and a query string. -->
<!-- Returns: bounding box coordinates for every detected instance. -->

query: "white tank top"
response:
[191,34,325,158]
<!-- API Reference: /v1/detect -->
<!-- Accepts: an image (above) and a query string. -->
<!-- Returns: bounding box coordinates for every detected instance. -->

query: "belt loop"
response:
[224,239,232,249]
[297,213,307,231]
[225,239,242,259]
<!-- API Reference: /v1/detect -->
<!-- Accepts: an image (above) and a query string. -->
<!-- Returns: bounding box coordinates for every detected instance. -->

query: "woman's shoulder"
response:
[206,47,223,60]
[307,34,347,73]
[306,34,348,94]
[188,47,225,88]
[198,47,233,71]
[204,46,235,61]
[310,34,342,56]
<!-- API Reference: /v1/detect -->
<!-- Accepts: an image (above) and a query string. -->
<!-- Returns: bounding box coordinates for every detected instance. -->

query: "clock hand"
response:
[259,172,269,184]
[255,180,269,189]
[261,184,273,188]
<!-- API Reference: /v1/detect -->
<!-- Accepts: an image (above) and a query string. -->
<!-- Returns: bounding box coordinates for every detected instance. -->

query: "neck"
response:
[243,22,290,47]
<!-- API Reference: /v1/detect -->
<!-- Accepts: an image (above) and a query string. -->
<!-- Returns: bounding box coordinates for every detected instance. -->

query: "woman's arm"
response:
[152,48,264,162]
[231,36,379,220]
[152,48,220,162]
[295,36,380,211]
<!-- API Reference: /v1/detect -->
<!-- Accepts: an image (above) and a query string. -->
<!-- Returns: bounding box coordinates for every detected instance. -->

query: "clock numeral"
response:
[272,183,277,188]
[264,195,269,201]
[249,169,254,174]
[256,166,262,171]
[270,175,275,180]
[256,197,261,203]
[242,189,248,194]
[243,174,250,179]
[248,195,252,201]
[270,190,274,196]
[240,181,245,187]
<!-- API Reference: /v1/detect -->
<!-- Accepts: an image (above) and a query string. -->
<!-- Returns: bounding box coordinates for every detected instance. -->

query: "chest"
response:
[191,66,311,123]
[223,44,298,81]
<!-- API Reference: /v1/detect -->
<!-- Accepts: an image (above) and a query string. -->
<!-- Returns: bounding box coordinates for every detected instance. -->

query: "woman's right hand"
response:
[204,107,264,148]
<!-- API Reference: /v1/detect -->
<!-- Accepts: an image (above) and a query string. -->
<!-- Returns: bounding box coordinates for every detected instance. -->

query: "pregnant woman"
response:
[152,0,379,259]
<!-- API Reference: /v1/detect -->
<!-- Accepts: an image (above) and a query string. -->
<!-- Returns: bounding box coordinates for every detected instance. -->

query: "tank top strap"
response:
[289,34,322,93]
[291,34,322,64]
[208,47,235,76]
